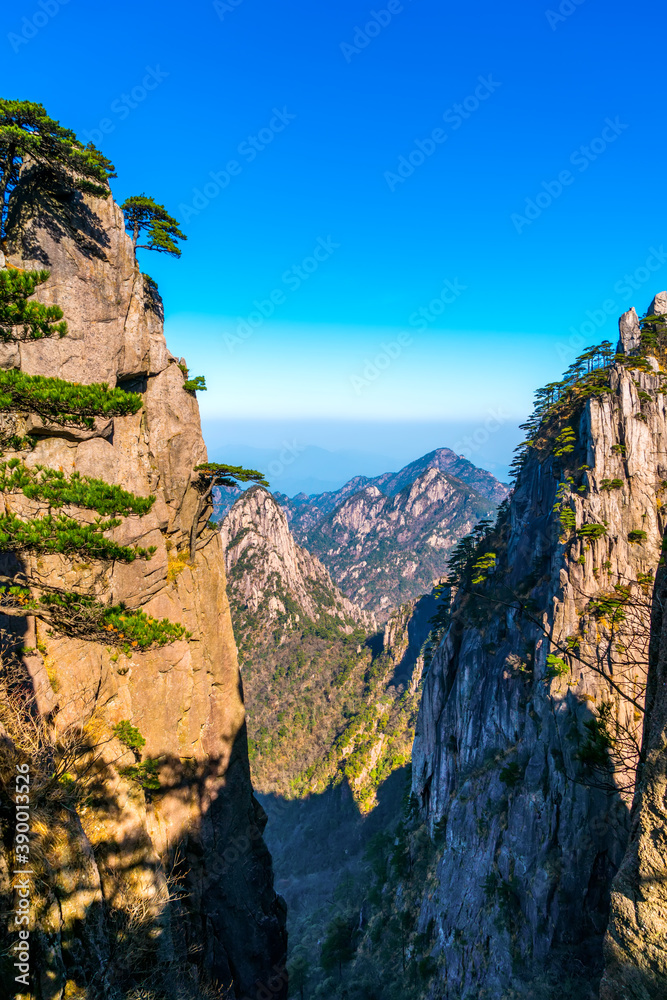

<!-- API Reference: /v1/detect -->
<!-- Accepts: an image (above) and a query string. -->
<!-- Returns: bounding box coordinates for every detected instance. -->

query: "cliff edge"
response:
[0,166,286,999]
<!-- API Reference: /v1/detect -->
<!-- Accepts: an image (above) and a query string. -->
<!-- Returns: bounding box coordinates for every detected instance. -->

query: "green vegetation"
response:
[0,459,155,515]
[576,523,607,540]
[39,593,190,650]
[0,98,114,238]
[471,551,497,585]
[0,512,155,561]
[553,425,576,457]
[576,703,614,771]
[0,268,67,341]
[183,375,207,393]
[545,654,569,680]
[195,462,269,490]
[119,758,161,791]
[112,720,146,754]
[601,478,624,491]
[0,368,142,427]
[638,312,667,361]
[298,785,443,1000]
[628,529,647,544]
[121,193,186,258]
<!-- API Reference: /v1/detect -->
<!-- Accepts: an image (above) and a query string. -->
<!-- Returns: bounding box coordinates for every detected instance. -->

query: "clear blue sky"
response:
[3,0,666,485]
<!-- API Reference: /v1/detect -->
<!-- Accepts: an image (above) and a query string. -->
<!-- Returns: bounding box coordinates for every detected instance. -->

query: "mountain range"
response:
[277,448,508,619]
[216,448,508,621]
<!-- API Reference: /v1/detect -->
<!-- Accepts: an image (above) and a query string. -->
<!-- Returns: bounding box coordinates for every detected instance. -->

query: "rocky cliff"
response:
[600,462,667,993]
[281,459,504,621]
[221,486,375,634]
[0,166,286,999]
[411,300,667,997]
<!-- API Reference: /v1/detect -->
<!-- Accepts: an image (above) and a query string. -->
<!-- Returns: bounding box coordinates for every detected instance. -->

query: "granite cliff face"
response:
[221,486,375,633]
[411,300,667,997]
[0,168,286,998]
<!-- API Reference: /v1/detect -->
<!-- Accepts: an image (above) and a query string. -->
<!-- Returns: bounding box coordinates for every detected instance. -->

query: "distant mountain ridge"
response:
[275,448,509,619]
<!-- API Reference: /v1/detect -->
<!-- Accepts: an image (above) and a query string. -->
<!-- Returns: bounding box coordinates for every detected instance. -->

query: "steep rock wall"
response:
[411,303,667,997]
[0,170,286,999]
[600,553,667,997]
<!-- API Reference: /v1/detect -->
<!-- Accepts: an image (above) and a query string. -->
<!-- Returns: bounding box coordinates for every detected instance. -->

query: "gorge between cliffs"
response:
[0,154,666,1000]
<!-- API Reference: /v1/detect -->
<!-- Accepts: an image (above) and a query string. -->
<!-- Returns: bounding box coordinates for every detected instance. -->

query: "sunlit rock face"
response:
[0,168,286,999]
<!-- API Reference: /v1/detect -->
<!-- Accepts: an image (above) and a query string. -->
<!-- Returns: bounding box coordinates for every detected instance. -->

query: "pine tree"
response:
[0,99,115,240]
[120,194,186,257]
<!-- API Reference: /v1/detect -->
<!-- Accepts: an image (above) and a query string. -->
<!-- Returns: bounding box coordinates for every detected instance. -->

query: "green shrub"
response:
[0,268,68,342]
[0,512,155,561]
[628,529,647,544]
[576,523,607,540]
[0,460,154,515]
[545,654,569,679]
[40,593,190,650]
[120,758,161,791]
[600,478,624,491]
[113,720,146,753]
[0,368,142,428]
[554,426,576,457]
[183,375,206,394]
[471,552,497,585]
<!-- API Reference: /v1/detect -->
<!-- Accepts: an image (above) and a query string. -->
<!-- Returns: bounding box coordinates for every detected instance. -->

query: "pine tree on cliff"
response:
[0,99,115,242]
[121,194,186,257]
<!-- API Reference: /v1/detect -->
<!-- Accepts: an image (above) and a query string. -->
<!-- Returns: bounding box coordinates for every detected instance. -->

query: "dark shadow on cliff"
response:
[6,161,112,264]
[0,661,287,1000]
[256,767,410,966]
[388,591,438,688]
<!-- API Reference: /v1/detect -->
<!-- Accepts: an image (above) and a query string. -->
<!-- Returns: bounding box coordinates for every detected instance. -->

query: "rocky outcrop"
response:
[221,486,374,632]
[600,495,667,992]
[593,296,667,1000]
[0,168,286,998]
[411,300,667,997]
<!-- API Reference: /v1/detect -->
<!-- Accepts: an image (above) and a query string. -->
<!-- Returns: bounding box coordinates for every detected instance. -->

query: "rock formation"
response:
[599,297,667,998]
[278,452,506,621]
[599,555,667,998]
[221,485,375,633]
[0,166,286,998]
[411,302,667,997]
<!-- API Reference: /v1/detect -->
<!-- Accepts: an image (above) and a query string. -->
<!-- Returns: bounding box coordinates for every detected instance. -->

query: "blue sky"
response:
[3,0,667,487]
